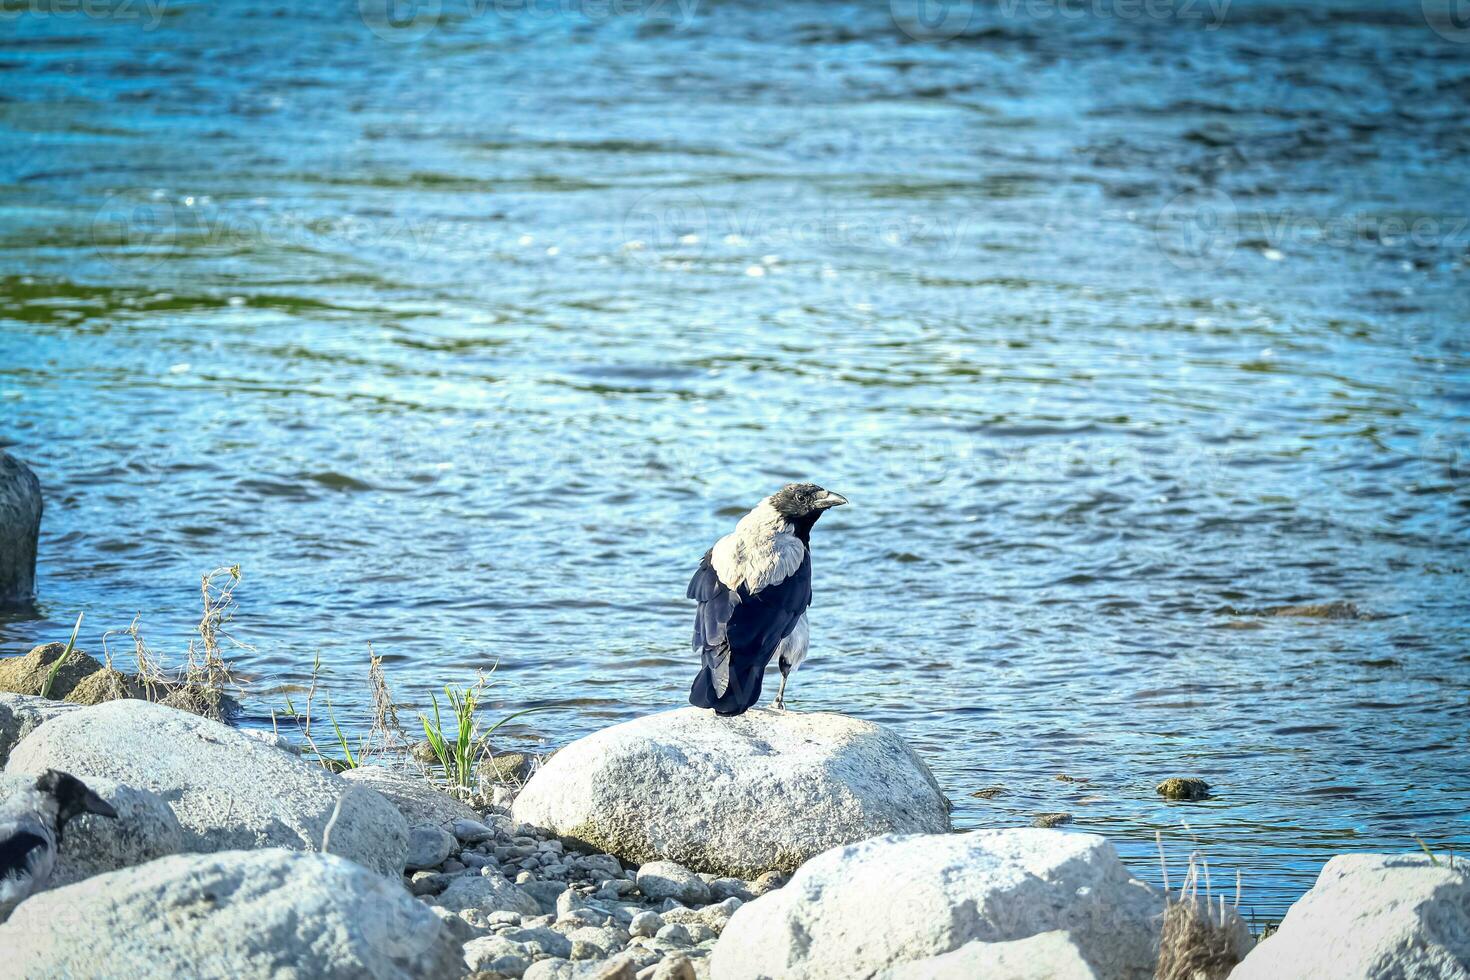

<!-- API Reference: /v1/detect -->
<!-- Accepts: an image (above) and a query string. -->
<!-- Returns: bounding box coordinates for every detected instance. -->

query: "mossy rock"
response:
[159,682,241,722]
[65,667,146,706]
[0,643,109,700]
[477,750,533,784]
[1032,812,1073,828]
[1156,777,1211,801]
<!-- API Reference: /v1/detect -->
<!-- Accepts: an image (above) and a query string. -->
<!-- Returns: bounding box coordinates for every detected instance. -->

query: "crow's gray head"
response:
[768,483,848,519]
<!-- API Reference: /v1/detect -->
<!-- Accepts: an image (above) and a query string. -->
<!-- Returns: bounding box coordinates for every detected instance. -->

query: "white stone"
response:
[433,870,542,916]
[6,698,408,876]
[1231,853,1470,980]
[878,931,1098,979]
[638,860,711,904]
[0,848,462,978]
[342,764,481,830]
[630,910,664,938]
[709,829,1160,980]
[512,708,950,877]
[0,693,80,767]
[405,824,456,870]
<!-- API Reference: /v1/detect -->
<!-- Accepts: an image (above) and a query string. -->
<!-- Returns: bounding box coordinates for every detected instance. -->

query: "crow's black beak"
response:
[84,792,118,819]
[815,490,848,509]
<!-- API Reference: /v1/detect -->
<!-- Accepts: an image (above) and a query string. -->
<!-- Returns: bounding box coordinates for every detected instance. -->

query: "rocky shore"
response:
[0,686,1467,979]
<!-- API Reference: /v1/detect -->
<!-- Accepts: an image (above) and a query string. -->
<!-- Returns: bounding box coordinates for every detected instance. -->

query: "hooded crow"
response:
[0,769,116,917]
[688,482,847,716]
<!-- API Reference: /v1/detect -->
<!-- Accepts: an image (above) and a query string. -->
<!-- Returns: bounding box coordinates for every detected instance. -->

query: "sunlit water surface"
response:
[1,0,1467,919]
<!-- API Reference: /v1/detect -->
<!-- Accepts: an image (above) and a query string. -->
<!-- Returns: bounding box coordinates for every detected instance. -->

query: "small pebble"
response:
[638,861,710,905]
[451,818,496,843]
[655,923,692,946]
[628,911,663,938]
[650,954,697,980]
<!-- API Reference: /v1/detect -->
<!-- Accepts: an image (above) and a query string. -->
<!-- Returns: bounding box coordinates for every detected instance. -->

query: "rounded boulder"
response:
[709,829,1161,980]
[6,698,408,876]
[511,707,951,878]
[0,848,463,979]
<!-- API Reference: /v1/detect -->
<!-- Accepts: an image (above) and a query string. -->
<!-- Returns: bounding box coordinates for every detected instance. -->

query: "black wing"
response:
[0,828,48,883]
[689,549,812,714]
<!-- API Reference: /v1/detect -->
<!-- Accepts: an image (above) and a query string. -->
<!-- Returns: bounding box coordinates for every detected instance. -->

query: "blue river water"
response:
[1,0,1466,919]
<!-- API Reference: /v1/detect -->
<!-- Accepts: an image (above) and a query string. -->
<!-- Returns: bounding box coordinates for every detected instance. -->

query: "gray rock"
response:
[502,924,575,958]
[340,764,481,831]
[0,452,41,607]
[657,923,694,946]
[576,852,625,876]
[6,698,408,876]
[524,959,579,980]
[568,924,631,958]
[877,932,1098,979]
[526,951,651,980]
[1232,853,1470,980]
[650,956,697,980]
[638,861,711,905]
[556,887,585,917]
[0,847,461,978]
[0,693,80,767]
[433,871,541,916]
[452,816,497,842]
[707,878,753,903]
[597,878,637,901]
[405,824,456,870]
[709,829,1161,980]
[522,877,573,912]
[409,870,453,896]
[512,708,950,877]
[558,908,611,930]
[463,934,534,976]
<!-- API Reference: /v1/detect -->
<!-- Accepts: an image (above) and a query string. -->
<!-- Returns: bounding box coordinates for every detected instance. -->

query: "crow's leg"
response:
[773,664,790,711]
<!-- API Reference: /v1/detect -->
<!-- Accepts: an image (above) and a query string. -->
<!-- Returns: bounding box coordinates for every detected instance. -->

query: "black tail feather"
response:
[689,660,765,716]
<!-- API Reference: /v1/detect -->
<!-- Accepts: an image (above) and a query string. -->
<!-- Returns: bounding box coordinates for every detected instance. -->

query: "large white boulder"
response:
[878,931,1098,979]
[6,698,408,876]
[709,829,1161,980]
[512,707,951,877]
[1231,853,1470,980]
[0,692,80,766]
[0,848,463,979]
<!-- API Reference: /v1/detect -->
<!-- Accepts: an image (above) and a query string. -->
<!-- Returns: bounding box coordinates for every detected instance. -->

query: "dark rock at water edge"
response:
[0,451,41,606]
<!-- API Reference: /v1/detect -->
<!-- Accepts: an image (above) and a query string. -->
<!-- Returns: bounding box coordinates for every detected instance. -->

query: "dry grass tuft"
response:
[93,566,247,720]
[365,643,408,759]
[1155,832,1252,980]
